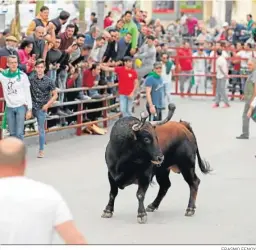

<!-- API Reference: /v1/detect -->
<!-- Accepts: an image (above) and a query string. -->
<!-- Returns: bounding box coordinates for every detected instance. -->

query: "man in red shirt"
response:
[101,56,139,117]
[177,41,193,96]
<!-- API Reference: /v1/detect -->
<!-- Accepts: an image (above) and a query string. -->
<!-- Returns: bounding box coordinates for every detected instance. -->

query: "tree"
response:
[225,0,233,24]
[10,0,21,41]
[36,0,45,16]
[78,0,86,33]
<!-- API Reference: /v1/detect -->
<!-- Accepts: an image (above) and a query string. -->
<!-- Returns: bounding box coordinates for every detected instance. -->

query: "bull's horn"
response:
[151,103,176,126]
[132,111,149,131]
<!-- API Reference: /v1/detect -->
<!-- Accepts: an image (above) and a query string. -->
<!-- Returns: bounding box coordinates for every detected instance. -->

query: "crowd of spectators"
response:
[0,5,175,154]
[1,4,256,147]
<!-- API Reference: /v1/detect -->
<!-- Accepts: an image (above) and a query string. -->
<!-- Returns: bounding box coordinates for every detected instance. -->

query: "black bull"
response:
[102,104,212,223]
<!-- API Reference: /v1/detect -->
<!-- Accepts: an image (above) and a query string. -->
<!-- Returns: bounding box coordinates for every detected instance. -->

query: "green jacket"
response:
[120,21,138,49]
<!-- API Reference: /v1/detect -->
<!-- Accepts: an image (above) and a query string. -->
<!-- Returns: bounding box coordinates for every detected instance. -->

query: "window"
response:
[152,0,174,13]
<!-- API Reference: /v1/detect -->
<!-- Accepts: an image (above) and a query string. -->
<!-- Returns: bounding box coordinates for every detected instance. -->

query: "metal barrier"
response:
[169,47,254,99]
[0,84,121,140]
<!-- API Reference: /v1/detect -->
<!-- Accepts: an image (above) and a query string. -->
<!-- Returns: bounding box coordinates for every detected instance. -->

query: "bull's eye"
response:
[144,137,151,144]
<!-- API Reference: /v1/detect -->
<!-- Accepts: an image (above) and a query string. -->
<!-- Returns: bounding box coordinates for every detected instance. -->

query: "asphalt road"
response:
[25,96,256,244]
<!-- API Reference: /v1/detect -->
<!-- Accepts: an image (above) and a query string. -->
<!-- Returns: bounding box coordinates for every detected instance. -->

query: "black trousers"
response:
[146,104,162,121]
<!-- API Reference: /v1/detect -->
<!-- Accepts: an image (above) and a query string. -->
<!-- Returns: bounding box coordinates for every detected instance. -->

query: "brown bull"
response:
[147,104,212,216]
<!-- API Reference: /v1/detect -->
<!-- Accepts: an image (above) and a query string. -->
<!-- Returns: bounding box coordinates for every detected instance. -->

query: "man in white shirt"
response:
[193,44,207,94]
[0,137,87,244]
[0,55,32,140]
[161,53,175,106]
[212,49,230,108]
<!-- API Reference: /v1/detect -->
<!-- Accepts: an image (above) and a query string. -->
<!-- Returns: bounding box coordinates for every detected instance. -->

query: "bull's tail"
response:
[180,120,212,174]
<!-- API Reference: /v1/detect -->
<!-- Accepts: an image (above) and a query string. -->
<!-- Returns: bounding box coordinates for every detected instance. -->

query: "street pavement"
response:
[25,96,256,244]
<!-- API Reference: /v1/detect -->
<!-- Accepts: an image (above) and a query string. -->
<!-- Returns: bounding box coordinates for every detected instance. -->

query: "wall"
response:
[232,0,252,24]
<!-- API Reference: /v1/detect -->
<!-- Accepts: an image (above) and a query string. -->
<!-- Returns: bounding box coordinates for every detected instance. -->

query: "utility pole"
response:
[225,0,232,24]
[97,0,105,29]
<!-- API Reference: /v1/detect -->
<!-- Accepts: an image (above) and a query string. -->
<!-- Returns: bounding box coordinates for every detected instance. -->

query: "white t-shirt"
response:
[0,176,73,244]
[0,71,32,109]
[237,50,254,68]
[209,50,229,73]
[161,60,175,83]
[193,51,207,72]
[216,55,228,79]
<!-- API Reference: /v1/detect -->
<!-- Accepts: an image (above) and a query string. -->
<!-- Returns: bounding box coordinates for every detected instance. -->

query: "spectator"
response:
[137,23,148,48]
[193,43,207,94]
[89,36,106,63]
[176,41,193,96]
[104,11,114,29]
[29,59,58,158]
[237,43,254,90]
[27,26,46,60]
[17,39,36,75]
[0,36,26,71]
[69,34,86,64]
[134,35,156,82]
[98,31,111,62]
[70,18,79,37]
[48,10,71,37]
[0,55,32,140]
[103,29,119,62]
[86,12,96,32]
[236,58,256,139]
[212,49,230,108]
[105,19,124,33]
[186,15,198,37]
[161,53,175,105]
[101,56,139,117]
[0,137,87,244]
[145,62,165,121]
[26,6,49,36]
[59,24,75,51]
[0,29,10,48]
[83,63,103,121]
[120,10,139,55]
[115,33,132,61]
[133,10,142,30]
[84,26,100,47]
[247,14,254,31]
[231,20,246,44]
[45,36,62,84]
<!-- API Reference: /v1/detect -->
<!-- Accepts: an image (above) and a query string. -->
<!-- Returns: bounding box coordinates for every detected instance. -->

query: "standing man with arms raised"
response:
[0,137,87,244]
[29,59,58,158]
[237,58,256,139]
[101,56,139,117]
[0,55,32,140]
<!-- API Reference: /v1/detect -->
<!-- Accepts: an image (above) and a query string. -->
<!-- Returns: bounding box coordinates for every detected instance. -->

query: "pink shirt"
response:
[186,18,198,35]
[18,49,34,73]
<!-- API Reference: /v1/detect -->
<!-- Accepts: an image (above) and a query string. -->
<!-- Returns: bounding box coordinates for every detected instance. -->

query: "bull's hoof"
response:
[146,203,158,212]
[137,213,147,224]
[185,207,195,217]
[101,210,113,218]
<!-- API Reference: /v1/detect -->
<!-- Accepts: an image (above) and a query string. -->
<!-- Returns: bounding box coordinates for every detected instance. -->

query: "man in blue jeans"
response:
[100,56,139,117]
[0,55,32,140]
[145,62,165,121]
[29,59,58,158]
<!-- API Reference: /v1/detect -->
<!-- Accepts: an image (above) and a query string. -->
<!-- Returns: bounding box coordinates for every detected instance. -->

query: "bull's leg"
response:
[146,168,171,212]
[136,178,150,224]
[102,171,118,219]
[181,166,201,217]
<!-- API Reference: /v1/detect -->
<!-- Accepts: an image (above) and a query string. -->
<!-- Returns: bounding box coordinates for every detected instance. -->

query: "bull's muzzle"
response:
[151,155,164,165]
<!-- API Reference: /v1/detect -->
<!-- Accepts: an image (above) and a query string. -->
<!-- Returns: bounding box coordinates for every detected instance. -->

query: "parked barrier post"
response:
[102,99,108,128]
[76,102,83,136]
